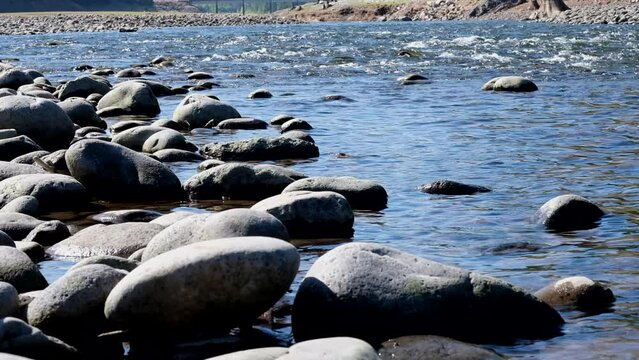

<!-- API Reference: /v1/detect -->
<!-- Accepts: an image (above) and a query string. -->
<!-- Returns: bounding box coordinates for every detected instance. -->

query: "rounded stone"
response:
[197,159,225,172]
[0,96,75,151]
[69,256,139,272]
[153,149,205,163]
[141,214,209,261]
[39,150,68,174]
[482,76,538,92]
[23,221,71,246]
[105,237,300,335]
[149,211,197,227]
[0,317,78,359]
[535,276,615,311]
[419,180,491,196]
[0,161,46,182]
[253,164,306,180]
[279,130,315,144]
[57,75,111,101]
[397,73,430,85]
[57,98,106,129]
[216,118,269,130]
[202,137,319,161]
[116,69,142,78]
[270,114,295,126]
[0,282,19,318]
[13,241,45,263]
[142,129,189,153]
[0,69,33,90]
[0,246,48,292]
[173,95,241,129]
[0,230,14,247]
[248,89,273,99]
[187,72,213,80]
[111,126,165,152]
[96,82,160,117]
[283,176,387,210]
[537,194,605,231]
[280,119,312,133]
[92,209,163,224]
[0,213,43,240]
[379,335,504,360]
[0,136,43,162]
[152,118,189,131]
[0,129,18,140]
[0,174,88,212]
[0,196,40,216]
[10,151,51,165]
[251,191,354,239]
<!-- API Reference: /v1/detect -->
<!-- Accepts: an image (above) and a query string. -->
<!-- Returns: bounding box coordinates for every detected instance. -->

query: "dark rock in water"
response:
[280,118,312,133]
[0,195,40,216]
[248,89,273,99]
[96,82,160,117]
[419,180,491,195]
[0,212,43,240]
[232,73,256,79]
[57,76,111,101]
[171,87,189,95]
[70,255,138,272]
[188,72,214,80]
[0,136,43,161]
[0,174,88,211]
[116,68,142,78]
[153,149,205,163]
[14,241,45,263]
[10,150,51,165]
[152,118,189,131]
[0,129,18,140]
[0,246,48,292]
[0,69,33,90]
[489,241,542,254]
[110,120,149,134]
[58,98,106,129]
[92,209,163,224]
[173,94,241,129]
[482,76,538,92]
[73,64,94,72]
[321,94,352,101]
[252,191,354,239]
[197,159,225,172]
[535,276,615,312]
[65,140,184,201]
[379,335,505,360]
[208,337,378,359]
[280,130,315,144]
[184,163,295,201]
[24,220,70,246]
[196,80,221,89]
[202,137,319,161]
[283,176,388,211]
[216,117,269,130]
[105,237,299,337]
[397,73,430,85]
[254,164,306,180]
[47,222,165,258]
[0,161,46,181]
[0,282,19,318]
[292,242,564,343]
[270,114,295,126]
[536,194,604,231]
[0,317,79,360]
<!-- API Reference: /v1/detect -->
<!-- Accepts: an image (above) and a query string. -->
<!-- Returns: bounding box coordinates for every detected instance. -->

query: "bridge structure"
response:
[189,0,305,14]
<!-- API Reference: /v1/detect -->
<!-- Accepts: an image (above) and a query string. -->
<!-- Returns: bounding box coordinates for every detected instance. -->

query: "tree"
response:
[530,0,570,18]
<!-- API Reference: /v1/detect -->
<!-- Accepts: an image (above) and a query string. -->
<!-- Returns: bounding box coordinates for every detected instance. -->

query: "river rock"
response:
[105,237,299,336]
[65,139,184,201]
[280,130,315,144]
[96,82,160,117]
[202,137,319,161]
[69,256,139,272]
[537,194,605,231]
[39,150,68,174]
[0,196,39,216]
[379,335,504,360]
[482,76,538,92]
[197,159,225,172]
[142,129,189,153]
[47,222,164,258]
[0,96,75,150]
[173,95,241,129]
[0,70,33,90]
[153,149,205,163]
[216,118,269,130]
[141,214,209,261]
[0,246,47,292]
[254,164,306,180]
[184,163,295,200]
[152,118,189,131]
[0,282,18,318]
[117,80,174,97]
[249,89,273,99]
[0,89,17,98]
[0,231,14,247]
[0,162,45,182]
[270,114,295,126]
[9,151,50,165]
[188,72,213,80]
[0,317,78,360]
[149,211,197,227]
[280,119,312,133]
[0,136,43,162]
[57,98,106,129]
[292,242,564,343]
[111,126,164,151]
[75,126,105,138]
[23,221,70,246]
[419,180,491,195]
[92,209,163,224]
[0,174,88,211]
[27,264,127,341]
[116,68,141,78]
[0,213,43,240]
[283,176,387,210]
[252,191,354,238]
[57,76,111,101]
[13,242,44,263]
[110,120,148,134]
[535,276,615,311]
[397,73,430,85]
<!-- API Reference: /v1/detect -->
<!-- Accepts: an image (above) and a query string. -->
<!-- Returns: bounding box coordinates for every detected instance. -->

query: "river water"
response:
[1,20,637,359]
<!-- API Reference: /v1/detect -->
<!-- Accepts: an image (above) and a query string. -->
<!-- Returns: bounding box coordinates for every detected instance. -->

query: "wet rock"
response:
[13,242,45,263]
[27,264,127,342]
[482,76,538,92]
[173,94,241,129]
[188,72,213,80]
[280,118,312,133]
[116,79,174,97]
[216,118,269,130]
[153,149,205,163]
[0,96,75,150]
[152,118,189,131]
[270,114,295,126]
[57,76,111,101]
[249,89,273,99]
[0,317,78,360]
[536,194,605,231]
[0,162,46,182]
[96,82,160,117]
[47,222,164,258]
[280,130,315,144]
[252,191,354,239]
[379,335,504,360]
[69,256,138,272]
[57,98,106,129]
[0,282,19,318]
[0,174,88,211]
[65,139,183,201]
[111,125,164,151]
[0,129,18,140]
[419,180,491,195]
[293,242,564,343]
[184,163,296,201]
[0,136,43,162]
[22,70,44,80]
[92,209,163,224]
[23,221,70,247]
[283,176,387,210]
[397,73,430,85]
[149,211,197,227]
[0,246,47,292]
[142,129,189,153]
[0,213,43,240]
[116,68,142,78]
[0,230,14,247]
[73,64,93,72]
[202,137,319,161]
[10,151,50,165]
[535,276,615,311]
[105,237,299,336]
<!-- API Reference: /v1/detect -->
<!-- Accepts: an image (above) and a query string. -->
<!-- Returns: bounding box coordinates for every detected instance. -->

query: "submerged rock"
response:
[216,117,269,130]
[92,209,163,224]
[535,276,615,311]
[419,180,491,195]
[537,194,605,231]
[202,137,319,161]
[248,88,273,99]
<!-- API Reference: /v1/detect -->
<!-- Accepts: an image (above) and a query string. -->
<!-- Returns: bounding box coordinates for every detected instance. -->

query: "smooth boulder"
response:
[0,136,43,161]
[111,126,164,152]
[92,209,162,224]
[23,220,70,246]
[216,118,268,130]
[379,335,504,360]
[96,82,160,117]
[153,149,205,163]
[537,194,605,231]
[202,137,319,161]
[482,76,538,92]
[141,129,190,153]
[173,95,241,129]
[0,246,47,292]
[141,214,209,261]
[0,213,43,240]
[69,256,138,272]
[292,242,564,343]
[57,98,106,129]
[0,282,19,318]
[0,317,78,360]
[283,176,387,210]
[0,162,45,182]
[535,276,615,311]
[0,69,33,90]
[0,174,87,211]
[57,76,111,100]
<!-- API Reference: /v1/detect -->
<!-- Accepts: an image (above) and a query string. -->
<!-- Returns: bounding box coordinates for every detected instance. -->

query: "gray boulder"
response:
[535,276,615,311]
[482,76,538,92]
[65,140,184,201]
[0,129,18,140]
[254,164,306,180]
[419,180,491,196]
[96,82,160,117]
[23,221,70,246]
[379,335,504,360]
[105,237,299,335]
[0,174,87,211]
[0,213,43,240]
[0,162,45,182]
[292,243,564,343]
[9,151,50,165]
[173,95,241,129]
[283,176,387,210]
[47,222,164,258]
[0,317,78,360]
[92,209,163,224]
[117,80,174,97]
[0,70,33,90]
[14,242,45,263]
[110,120,147,134]
[0,136,43,162]
[39,150,68,174]
[153,149,205,163]
[141,214,209,261]
[252,191,354,239]
[0,231,14,247]
[197,159,225,172]
[57,98,106,129]
[57,76,111,100]
[270,114,295,126]
[537,194,605,231]
[0,196,39,216]
[116,68,141,78]
[0,246,47,292]
[152,118,189,131]
[248,89,273,99]
[187,72,213,80]
[111,126,164,152]
[216,118,268,130]
[69,256,138,272]
[0,96,75,150]
[202,137,319,161]
[184,163,295,201]
[149,211,197,227]
[0,282,19,318]
[27,264,127,341]
[280,119,312,133]
[142,129,189,153]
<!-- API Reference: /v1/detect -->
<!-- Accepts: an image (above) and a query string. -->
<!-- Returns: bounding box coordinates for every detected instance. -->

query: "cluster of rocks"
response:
[551,4,639,24]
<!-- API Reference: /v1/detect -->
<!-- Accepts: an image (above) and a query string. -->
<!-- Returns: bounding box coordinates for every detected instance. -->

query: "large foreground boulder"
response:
[105,237,299,336]
[96,82,160,117]
[252,191,354,238]
[0,174,87,211]
[65,140,183,201]
[537,194,605,231]
[0,317,78,360]
[202,137,319,161]
[0,246,47,292]
[283,176,387,210]
[173,95,241,129]
[292,243,564,343]
[0,96,75,150]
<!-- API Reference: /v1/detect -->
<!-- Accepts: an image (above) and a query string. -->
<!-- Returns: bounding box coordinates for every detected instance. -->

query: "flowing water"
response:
[1,20,638,358]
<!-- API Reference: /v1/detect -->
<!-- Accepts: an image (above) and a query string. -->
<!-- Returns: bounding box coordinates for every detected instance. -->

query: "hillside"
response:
[0,0,156,12]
